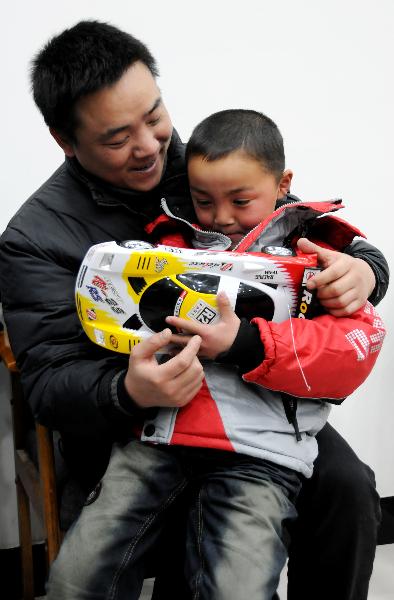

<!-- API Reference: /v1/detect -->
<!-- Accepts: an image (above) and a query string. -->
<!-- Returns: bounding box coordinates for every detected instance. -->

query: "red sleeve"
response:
[244,302,385,400]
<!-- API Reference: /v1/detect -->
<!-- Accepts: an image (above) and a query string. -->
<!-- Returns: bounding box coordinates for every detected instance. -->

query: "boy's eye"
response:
[233,199,250,206]
[194,198,212,208]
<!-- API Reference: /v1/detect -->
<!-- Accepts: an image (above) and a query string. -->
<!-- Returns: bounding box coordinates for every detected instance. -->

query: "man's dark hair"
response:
[186,109,285,180]
[31,20,159,143]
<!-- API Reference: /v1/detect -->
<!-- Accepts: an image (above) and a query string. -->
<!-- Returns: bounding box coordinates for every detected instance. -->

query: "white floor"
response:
[138,544,394,599]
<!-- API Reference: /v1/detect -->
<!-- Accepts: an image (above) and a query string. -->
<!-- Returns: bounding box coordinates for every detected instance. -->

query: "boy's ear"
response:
[49,128,75,157]
[277,169,293,198]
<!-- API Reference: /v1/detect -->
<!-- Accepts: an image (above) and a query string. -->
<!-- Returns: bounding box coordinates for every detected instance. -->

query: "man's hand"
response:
[166,292,241,360]
[297,237,375,316]
[124,329,204,408]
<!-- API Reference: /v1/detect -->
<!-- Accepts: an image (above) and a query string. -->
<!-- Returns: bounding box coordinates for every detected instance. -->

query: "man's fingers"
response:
[125,331,202,409]
[131,328,172,359]
[172,364,205,399]
[159,335,202,378]
[169,334,192,348]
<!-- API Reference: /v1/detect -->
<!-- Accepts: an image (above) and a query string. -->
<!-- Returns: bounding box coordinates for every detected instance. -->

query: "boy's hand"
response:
[297,237,375,316]
[166,292,241,360]
[124,329,204,408]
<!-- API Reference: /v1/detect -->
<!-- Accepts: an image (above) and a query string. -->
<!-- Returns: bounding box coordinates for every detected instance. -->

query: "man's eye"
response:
[148,117,161,126]
[233,199,250,206]
[105,137,128,148]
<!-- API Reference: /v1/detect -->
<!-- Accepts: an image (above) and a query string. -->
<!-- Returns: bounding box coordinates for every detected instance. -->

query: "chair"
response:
[0,328,62,600]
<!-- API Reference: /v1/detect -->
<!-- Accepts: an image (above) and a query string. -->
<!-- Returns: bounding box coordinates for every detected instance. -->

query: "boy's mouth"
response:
[223,231,244,240]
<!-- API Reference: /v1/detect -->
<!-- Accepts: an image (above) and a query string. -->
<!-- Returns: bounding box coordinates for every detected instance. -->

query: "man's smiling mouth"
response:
[131,158,157,173]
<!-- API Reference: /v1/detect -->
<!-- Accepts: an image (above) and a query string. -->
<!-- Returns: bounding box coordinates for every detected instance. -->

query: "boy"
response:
[47,108,385,600]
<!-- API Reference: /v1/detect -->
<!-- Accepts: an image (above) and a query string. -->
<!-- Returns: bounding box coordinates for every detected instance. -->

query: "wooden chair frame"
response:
[0,330,62,599]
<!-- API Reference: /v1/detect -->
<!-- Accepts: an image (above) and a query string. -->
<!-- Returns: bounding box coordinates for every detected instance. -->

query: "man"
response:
[0,20,389,599]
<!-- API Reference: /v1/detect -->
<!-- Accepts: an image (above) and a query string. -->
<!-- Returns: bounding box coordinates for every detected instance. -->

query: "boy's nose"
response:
[214,208,235,227]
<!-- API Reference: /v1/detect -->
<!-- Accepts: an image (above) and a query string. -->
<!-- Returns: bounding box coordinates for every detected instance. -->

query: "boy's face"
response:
[188,151,292,247]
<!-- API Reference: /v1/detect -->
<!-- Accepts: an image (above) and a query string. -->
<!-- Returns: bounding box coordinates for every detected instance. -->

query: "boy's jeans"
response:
[47,440,301,600]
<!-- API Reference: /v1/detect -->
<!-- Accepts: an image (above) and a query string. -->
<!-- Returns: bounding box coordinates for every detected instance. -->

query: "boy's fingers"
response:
[297,237,335,268]
[216,291,239,323]
[166,315,201,335]
[297,237,320,254]
[308,265,341,289]
[216,291,231,312]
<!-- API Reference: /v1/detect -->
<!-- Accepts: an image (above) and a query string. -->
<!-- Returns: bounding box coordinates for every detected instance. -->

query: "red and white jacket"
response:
[135,198,385,477]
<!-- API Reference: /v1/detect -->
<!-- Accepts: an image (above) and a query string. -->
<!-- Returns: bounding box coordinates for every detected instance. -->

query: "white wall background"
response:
[0,0,393,548]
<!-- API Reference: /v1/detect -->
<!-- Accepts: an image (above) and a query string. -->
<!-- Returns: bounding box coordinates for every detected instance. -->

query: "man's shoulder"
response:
[4,159,98,235]
[0,161,98,264]
[6,161,77,223]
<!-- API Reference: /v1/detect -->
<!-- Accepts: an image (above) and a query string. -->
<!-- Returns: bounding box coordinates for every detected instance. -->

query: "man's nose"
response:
[133,128,160,158]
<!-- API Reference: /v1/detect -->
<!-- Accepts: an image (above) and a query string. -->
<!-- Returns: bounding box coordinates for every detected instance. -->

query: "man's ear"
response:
[277,169,293,198]
[49,128,75,157]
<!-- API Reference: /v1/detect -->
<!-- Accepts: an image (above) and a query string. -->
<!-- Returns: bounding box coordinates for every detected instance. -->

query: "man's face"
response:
[188,151,290,248]
[59,62,173,191]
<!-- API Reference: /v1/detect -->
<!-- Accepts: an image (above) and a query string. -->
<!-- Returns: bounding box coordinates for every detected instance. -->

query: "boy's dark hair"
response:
[31,20,159,143]
[186,109,285,180]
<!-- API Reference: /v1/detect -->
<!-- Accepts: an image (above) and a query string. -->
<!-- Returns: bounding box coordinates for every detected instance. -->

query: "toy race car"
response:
[75,241,320,354]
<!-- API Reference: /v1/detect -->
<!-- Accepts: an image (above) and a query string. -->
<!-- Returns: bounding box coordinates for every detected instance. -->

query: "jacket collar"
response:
[160,194,362,252]
[236,197,345,252]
